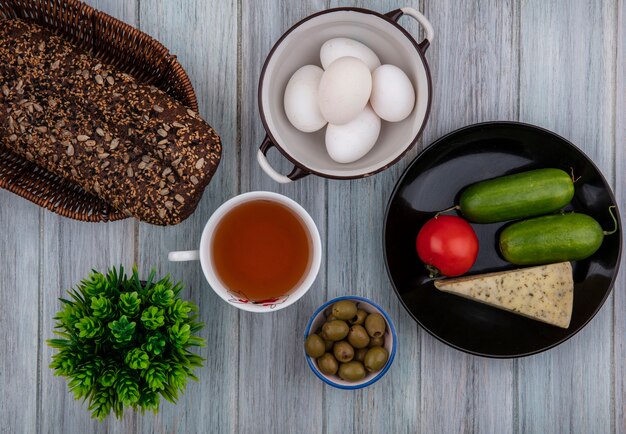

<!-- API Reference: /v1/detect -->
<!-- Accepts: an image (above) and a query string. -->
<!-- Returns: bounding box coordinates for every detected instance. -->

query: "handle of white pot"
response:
[168,250,200,262]
[257,135,310,183]
[386,7,434,51]
[257,150,292,184]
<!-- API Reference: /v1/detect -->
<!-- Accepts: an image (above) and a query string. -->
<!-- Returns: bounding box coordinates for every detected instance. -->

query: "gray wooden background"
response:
[1,0,624,433]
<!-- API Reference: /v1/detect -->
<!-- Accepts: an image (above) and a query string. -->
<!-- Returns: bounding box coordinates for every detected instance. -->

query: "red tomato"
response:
[416,215,479,277]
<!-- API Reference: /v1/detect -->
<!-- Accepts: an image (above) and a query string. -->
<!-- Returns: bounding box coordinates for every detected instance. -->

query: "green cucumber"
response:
[499,210,617,265]
[459,168,574,223]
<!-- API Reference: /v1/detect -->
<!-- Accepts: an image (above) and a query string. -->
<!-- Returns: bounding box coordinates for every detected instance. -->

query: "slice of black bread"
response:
[0,18,221,225]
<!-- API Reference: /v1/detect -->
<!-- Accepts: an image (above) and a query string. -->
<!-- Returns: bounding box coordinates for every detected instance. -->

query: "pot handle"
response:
[385,7,434,51]
[257,135,310,183]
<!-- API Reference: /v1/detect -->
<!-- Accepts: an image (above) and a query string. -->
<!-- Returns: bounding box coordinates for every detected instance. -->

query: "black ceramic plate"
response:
[383,122,622,358]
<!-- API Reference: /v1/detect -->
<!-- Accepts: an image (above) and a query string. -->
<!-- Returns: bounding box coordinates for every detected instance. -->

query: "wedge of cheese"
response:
[434,262,573,328]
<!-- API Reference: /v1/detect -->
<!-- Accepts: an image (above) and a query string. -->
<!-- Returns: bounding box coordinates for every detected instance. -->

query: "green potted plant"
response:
[48,266,205,421]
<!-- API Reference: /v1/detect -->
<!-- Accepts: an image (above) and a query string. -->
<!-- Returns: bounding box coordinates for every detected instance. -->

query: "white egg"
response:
[325,104,381,164]
[370,64,416,122]
[283,65,327,133]
[318,57,372,125]
[320,38,381,72]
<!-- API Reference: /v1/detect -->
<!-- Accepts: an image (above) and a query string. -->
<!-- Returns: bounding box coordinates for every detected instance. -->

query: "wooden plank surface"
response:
[34,3,138,434]
[0,197,40,434]
[136,0,240,433]
[614,0,625,432]
[322,2,423,433]
[516,1,617,434]
[0,0,623,433]
[237,1,328,433]
[417,1,519,433]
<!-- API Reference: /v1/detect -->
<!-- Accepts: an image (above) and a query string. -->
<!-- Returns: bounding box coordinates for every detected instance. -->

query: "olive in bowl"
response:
[304,296,397,390]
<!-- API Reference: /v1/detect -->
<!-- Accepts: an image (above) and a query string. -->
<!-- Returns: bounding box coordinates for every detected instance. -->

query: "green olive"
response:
[368,335,384,348]
[347,325,370,349]
[317,353,338,376]
[354,347,368,362]
[332,300,358,321]
[364,313,386,338]
[350,309,368,325]
[364,347,389,372]
[333,340,354,363]
[338,361,366,382]
[319,334,334,351]
[304,334,326,358]
[326,314,338,322]
[322,320,349,341]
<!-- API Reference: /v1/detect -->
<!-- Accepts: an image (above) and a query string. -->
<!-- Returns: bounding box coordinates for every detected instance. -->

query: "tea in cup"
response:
[168,191,322,312]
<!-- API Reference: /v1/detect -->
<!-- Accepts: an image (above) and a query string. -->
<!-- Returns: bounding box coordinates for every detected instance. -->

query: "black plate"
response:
[383,122,622,358]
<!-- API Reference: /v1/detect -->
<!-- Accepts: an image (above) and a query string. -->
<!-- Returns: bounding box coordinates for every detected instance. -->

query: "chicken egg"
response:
[325,104,381,164]
[320,38,381,72]
[283,65,327,132]
[318,57,372,125]
[370,64,415,122]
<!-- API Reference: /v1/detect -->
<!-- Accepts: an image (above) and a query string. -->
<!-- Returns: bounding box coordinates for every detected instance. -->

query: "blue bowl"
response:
[304,296,397,390]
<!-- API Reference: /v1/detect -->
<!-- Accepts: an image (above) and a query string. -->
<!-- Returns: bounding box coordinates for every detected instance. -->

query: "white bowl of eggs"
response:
[257,6,434,182]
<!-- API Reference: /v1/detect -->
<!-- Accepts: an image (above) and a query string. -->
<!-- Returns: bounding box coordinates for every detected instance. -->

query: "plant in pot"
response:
[48,266,205,421]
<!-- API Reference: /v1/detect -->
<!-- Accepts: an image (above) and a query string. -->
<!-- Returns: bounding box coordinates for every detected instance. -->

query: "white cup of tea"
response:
[168,191,322,313]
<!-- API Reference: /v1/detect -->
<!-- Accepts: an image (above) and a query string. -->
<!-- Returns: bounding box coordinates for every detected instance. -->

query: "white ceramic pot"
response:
[257,7,434,183]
